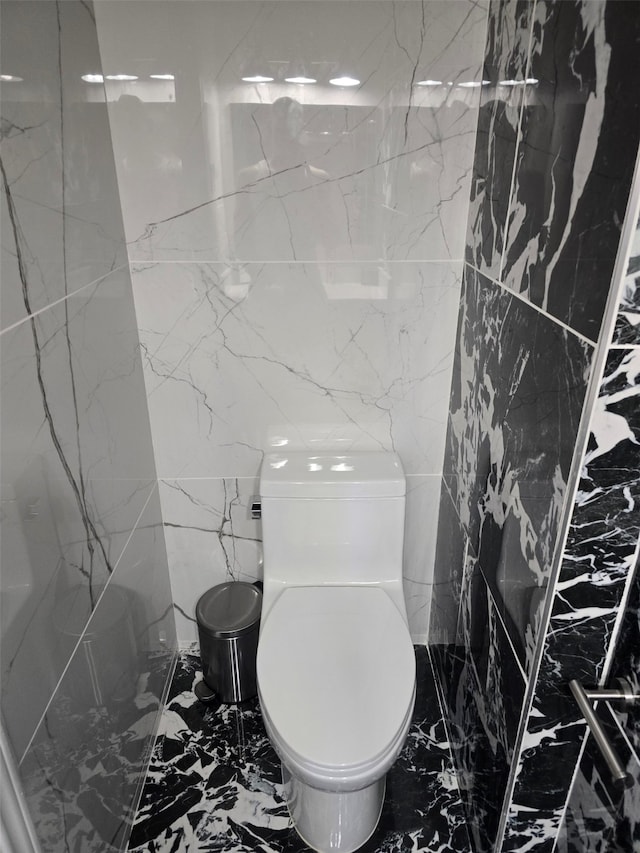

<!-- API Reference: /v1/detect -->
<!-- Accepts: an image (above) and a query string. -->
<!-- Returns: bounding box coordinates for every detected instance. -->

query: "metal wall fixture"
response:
[250,497,261,520]
[569,677,638,790]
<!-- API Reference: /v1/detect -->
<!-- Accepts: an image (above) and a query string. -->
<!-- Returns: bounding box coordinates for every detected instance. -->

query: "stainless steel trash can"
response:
[196,582,262,703]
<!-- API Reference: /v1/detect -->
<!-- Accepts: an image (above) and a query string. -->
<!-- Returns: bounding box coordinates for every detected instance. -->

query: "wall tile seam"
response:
[494,139,640,853]
[0,262,132,338]
[496,0,539,286]
[476,563,528,684]
[126,259,471,267]
[438,470,473,650]
[157,472,446,483]
[16,481,160,767]
[465,261,598,349]
[426,645,467,795]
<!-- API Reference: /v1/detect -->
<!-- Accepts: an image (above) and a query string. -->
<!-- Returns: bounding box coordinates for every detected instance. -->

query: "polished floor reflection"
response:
[127,647,469,853]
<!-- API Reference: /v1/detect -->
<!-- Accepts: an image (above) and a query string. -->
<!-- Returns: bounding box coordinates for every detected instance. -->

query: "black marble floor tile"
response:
[127,647,470,853]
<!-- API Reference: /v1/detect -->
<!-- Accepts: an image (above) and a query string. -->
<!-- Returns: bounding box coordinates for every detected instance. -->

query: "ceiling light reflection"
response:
[0,74,23,82]
[415,79,443,87]
[499,77,540,86]
[150,74,175,80]
[82,73,104,83]
[284,76,317,84]
[242,75,274,83]
[105,74,138,81]
[329,76,360,87]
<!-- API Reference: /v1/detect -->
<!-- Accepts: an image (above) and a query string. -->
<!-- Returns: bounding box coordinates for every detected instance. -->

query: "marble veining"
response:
[127,648,470,853]
[158,477,262,646]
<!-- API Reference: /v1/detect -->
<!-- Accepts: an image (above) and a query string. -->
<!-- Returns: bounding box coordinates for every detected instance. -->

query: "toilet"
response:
[256,451,416,853]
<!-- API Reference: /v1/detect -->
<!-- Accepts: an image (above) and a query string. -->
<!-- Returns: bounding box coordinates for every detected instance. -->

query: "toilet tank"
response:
[259,452,406,591]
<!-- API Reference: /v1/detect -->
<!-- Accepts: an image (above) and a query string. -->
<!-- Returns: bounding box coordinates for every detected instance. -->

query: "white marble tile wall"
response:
[95,0,488,643]
[1,7,176,840]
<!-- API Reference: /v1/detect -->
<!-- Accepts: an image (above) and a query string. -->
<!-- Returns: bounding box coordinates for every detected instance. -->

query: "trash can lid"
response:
[196,582,262,638]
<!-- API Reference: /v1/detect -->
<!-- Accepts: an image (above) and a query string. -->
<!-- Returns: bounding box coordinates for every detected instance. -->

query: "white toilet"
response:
[256,451,416,853]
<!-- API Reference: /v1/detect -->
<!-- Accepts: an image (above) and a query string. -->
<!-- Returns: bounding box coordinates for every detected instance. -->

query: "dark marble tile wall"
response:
[501,1,640,343]
[466,0,534,281]
[127,649,471,853]
[432,262,592,852]
[431,2,640,852]
[500,341,640,851]
[0,1,177,850]
[443,265,592,672]
[613,212,640,345]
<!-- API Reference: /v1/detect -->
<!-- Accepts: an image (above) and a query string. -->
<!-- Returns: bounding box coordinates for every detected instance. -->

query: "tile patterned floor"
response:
[127,647,470,853]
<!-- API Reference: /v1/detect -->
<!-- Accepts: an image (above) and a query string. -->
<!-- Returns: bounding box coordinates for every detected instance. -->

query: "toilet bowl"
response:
[256,452,416,853]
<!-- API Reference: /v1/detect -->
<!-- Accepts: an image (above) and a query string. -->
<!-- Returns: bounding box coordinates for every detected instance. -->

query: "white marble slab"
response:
[132,260,462,481]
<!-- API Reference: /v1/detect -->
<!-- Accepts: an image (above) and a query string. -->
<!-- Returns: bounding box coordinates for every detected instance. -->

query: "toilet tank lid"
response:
[260,452,405,498]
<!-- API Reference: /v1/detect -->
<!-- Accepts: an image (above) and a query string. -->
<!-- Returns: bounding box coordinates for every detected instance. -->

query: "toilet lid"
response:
[257,586,415,771]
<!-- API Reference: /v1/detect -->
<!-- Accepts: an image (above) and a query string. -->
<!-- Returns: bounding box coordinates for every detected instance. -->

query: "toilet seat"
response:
[257,586,416,791]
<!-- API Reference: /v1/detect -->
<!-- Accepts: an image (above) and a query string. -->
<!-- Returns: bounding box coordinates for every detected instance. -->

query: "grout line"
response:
[128,258,468,266]
[0,263,130,338]
[439,473,528,684]
[426,644,474,853]
[478,565,528,683]
[18,483,159,766]
[465,261,598,349]
[440,476,468,647]
[426,645,458,776]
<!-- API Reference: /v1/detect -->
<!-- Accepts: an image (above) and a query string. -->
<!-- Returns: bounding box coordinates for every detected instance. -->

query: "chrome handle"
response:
[569,679,636,790]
